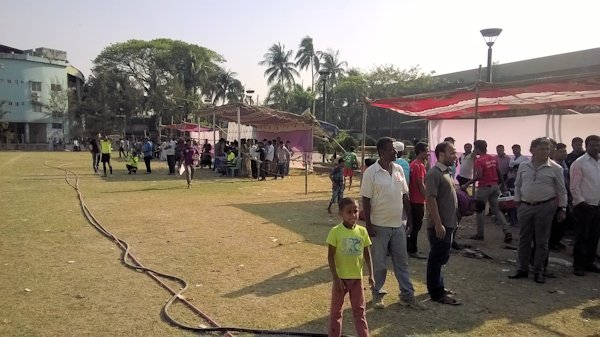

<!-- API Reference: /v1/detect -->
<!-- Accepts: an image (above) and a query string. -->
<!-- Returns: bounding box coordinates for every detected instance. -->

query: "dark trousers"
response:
[251,160,258,178]
[407,203,425,254]
[426,227,453,300]
[126,164,137,173]
[167,155,176,174]
[573,203,600,269]
[549,208,571,247]
[92,152,100,172]
[144,156,152,173]
[259,161,267,179]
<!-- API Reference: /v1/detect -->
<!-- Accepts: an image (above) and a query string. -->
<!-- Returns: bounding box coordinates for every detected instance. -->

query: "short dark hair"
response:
[585,135,600,147]
[434,142,452,159]
[365,158,376,167]
[572,137,584,144]
[556,143,567,151]
[349,146,355,152]
[443,136,455,143]
[338,197,357,211]
[376,137,394,155]
[530,137,552,149]
[474,140,487,152]
[512,144,521,149]
[414,142,428,155]
[338,158,345,164]
[496,144,505,149]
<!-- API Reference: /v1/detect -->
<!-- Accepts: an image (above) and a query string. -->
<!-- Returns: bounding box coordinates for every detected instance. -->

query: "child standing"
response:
[328,158,345,213]
[326,197,374,337]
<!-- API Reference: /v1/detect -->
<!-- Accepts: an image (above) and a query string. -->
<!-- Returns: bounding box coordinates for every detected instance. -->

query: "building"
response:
[435,47,600,88]
[0,44,84,145]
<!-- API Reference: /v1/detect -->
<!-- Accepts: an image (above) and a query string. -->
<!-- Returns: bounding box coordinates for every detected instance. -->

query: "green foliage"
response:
[335,131,358,151]
[259,43,299,89]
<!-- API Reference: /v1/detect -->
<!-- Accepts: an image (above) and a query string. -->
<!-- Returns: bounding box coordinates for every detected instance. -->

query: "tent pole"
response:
[212,108,216,146]
[237,105,241,143]
[360,101,367,187]
[304,152,308,195]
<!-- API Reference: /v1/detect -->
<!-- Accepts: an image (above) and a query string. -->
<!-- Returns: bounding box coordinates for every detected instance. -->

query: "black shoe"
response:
[504,232,513,243]
[574,268,585,276]
[534,273,546,284]
[585,264,600,273]
[508,270,528,279]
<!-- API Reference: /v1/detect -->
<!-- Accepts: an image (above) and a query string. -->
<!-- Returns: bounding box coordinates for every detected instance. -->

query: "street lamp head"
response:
[480,28,503,47]
[245,89,255,95]
[318,69,331,77]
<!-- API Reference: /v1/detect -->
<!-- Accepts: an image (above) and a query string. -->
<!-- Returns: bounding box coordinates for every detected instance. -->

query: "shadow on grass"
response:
[235,199,333,245]
[234,199,600,337]
[224,266,330,299]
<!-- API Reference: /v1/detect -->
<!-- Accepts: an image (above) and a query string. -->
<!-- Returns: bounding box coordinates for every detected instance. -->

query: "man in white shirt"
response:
[163,137,177,175]
[361,137,425,311]
[266,140,275,177]
[569,135,600,276]
[509,144,529,169]
[456,143,474,187]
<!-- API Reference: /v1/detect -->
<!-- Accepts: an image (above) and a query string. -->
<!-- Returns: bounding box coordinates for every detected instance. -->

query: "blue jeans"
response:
[426,227,453,300]
[370,225,415,301]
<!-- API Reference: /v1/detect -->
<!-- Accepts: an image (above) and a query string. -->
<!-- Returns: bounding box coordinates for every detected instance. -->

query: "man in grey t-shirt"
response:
[425,141,461,305]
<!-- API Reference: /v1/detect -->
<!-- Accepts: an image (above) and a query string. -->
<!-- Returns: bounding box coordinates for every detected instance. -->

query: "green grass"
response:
[1,151,599,337]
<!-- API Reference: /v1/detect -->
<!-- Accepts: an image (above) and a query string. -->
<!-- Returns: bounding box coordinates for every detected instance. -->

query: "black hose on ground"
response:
[45,162,345,337]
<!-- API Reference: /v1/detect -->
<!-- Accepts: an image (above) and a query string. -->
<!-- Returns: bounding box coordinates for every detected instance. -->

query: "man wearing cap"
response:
[394,141,410,184]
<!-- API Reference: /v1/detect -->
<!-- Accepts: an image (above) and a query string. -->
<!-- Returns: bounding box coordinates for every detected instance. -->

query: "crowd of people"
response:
[326,135,600,337]
[85,133,297,186]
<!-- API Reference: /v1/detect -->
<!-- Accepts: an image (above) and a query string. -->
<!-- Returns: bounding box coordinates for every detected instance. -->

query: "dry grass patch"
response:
[0,152,599,337]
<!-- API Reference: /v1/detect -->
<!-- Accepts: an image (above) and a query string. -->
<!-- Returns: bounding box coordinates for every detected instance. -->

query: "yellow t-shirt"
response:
[100,140,112,154]
[127,154,138,167]
[326,223,371,279]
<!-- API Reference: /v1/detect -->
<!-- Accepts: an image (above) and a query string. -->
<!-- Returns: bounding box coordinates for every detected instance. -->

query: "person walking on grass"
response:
[100,135,113,177]
[181,139,200,189]
[142,138,153,174]
[328,158,345,213]
[343,147,359,190]
[327,197,374,337]
[360,137,425,311]
[425,142,462,305]
[88,135,101,174]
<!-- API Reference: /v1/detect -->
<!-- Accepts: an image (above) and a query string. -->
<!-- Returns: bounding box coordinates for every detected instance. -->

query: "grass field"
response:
[1,151,599,337]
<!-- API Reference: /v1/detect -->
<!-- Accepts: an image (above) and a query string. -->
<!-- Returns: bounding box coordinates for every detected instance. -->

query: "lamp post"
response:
[178,105,184,124]
[318,69,331,122]
[245,89,255,105]
[480,28,502,83]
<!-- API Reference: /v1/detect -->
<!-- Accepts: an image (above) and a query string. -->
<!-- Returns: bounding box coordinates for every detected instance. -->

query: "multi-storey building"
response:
[0,44,84,144]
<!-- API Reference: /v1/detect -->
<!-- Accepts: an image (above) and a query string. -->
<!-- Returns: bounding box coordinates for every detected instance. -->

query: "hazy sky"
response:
[2,0,599,101]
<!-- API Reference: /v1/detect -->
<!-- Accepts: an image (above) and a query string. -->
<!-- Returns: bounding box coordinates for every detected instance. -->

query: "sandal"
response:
[434,295,462,306]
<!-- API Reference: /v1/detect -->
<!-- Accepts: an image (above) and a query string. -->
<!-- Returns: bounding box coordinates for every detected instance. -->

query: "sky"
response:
[2,0,599,101]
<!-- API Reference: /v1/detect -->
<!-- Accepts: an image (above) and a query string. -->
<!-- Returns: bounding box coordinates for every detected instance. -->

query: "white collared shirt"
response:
[570,153,600,206]
[360,160,409,228]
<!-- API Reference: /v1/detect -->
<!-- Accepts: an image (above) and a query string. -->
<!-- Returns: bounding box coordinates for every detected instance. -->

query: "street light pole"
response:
[480,28,502,83]
[245,89,255,105]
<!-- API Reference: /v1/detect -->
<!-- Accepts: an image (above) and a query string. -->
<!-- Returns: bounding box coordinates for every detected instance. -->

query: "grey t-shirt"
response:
[425,163,458,229]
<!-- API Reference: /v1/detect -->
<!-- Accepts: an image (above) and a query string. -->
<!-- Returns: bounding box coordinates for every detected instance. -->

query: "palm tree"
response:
[295,36,320,114]
[318,49,348,87]
[211,69,243,105]
[259,43,299,99]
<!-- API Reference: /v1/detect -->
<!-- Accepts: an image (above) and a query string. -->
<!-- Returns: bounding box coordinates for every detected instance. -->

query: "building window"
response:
[52,123,62,129]
[8,102,12,106]
[33,104,42,112]
[20,80,24,84]
[21,101,25,105]
[7,79,11,84]
[51,111,63,118]
[31,81,42,91]
[15,102,19,106]
[51,84,62,91]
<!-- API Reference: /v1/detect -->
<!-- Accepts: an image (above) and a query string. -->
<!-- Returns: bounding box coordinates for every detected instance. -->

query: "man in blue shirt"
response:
[142,138,153,173]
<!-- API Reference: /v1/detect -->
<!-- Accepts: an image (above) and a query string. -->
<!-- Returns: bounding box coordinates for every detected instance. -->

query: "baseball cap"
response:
[393,141,405,152]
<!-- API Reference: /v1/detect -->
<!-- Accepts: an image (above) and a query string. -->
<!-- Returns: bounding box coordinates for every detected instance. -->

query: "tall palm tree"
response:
[318,49,348,87]
[295,36,320,114]
[259,43,299,98]
[211,69,243,105]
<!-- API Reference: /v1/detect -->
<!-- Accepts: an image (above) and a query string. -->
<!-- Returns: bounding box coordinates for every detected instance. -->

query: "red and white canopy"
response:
[369,73,600,119]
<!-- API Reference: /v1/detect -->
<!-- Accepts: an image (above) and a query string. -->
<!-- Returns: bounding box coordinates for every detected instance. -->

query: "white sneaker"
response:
[399,297,427,310]
[372,296,384,309]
